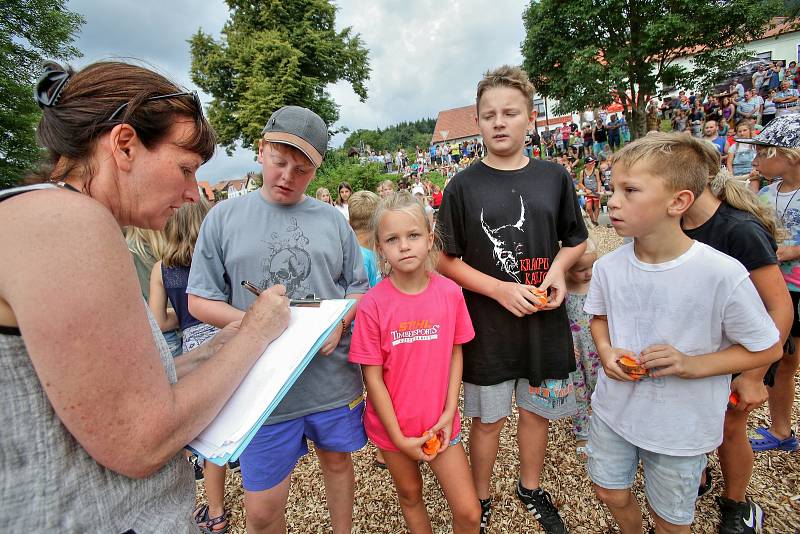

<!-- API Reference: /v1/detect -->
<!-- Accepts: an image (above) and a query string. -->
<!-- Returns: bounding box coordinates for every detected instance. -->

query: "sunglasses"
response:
[107,91,203,122]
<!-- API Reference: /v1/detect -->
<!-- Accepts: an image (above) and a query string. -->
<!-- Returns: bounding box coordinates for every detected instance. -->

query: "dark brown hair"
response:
[32,61,215,183]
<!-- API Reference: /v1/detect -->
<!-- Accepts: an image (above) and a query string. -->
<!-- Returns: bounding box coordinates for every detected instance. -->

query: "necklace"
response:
[775,180,800,221]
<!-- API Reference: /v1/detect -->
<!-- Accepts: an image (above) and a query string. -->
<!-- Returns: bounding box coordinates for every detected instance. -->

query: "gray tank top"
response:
[0,184,196,533]
[582,169,599,194]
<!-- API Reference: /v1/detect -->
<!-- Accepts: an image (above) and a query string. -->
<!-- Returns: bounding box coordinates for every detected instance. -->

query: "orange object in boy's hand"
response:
[727,392,739,410]
[421,434,442,456]
[616,354,648,379]
[530,286,548,308]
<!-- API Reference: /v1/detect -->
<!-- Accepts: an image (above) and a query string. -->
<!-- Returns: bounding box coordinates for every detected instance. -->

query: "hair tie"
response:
[34,62,71,109]
[710,168,734,196]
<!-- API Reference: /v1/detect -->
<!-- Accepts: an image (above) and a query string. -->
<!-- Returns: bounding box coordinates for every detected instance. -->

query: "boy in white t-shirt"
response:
[584,133,781,533]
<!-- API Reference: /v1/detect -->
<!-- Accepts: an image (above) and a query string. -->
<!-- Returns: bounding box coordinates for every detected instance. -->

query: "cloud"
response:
[65,0,527,182]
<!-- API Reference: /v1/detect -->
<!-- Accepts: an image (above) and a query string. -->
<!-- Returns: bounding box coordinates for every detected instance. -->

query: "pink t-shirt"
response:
[349,273,475,451]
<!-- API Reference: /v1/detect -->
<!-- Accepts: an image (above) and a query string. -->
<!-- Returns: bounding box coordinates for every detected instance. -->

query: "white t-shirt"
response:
[584,241,778,456]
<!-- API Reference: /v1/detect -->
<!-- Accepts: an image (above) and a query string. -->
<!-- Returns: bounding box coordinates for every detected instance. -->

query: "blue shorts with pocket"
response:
[239,399,367,491]
[586,415,706,526]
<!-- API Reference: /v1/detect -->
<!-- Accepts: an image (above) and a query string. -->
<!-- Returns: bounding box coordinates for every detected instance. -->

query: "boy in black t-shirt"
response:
[438,66,587,534]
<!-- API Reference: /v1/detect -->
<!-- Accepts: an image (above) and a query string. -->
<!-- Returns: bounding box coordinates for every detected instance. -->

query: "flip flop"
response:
[749,427,799,452]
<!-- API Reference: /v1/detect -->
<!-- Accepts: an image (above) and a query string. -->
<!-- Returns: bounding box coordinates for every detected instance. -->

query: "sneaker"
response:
[227,459,241,473]
[189,454,204,481]
[698,466,714,498]
[516,481,568,534]
[479,497,491,534]
[717,496,764,534]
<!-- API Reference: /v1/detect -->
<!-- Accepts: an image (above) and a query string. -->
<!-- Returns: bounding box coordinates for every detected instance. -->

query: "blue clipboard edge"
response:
[187,299,355,465]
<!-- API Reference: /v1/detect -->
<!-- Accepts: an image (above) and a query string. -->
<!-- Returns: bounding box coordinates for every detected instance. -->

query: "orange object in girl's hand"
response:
[616,354,648,379]
[727,392,739,409]
[421,434,442,456]
[530,287,548,308]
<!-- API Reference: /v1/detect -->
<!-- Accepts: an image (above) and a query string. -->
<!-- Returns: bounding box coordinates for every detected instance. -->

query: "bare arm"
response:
[0,191,290,478]
[540,240,587,309]
[590,315,638,381]
[188,294,245,328]
[148,261,178,332]
[729,264,794,410]
[726,146,735,173]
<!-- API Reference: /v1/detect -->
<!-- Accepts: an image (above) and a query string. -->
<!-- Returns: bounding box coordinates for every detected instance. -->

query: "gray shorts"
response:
[464,378,577,424]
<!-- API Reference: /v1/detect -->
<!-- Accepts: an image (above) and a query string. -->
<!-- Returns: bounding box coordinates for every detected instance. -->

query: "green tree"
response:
[521,0,786,139]
[343,118,436,154]
[189,0,370,155]
[0,1,84,187]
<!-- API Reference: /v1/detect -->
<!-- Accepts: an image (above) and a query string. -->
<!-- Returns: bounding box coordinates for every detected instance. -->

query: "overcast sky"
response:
[66,0,526,183]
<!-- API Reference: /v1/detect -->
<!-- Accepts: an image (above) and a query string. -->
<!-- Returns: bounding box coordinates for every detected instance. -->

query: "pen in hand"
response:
[241,280,322,307]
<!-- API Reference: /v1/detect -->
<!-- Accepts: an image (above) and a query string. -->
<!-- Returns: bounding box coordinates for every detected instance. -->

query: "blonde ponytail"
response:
[710,169,785,242]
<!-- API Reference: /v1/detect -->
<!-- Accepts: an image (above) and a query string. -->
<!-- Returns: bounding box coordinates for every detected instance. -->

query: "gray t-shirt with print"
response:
[188,191,368,423]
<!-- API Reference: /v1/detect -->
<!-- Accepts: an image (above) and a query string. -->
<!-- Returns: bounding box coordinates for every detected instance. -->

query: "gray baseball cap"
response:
[261,106,328,167]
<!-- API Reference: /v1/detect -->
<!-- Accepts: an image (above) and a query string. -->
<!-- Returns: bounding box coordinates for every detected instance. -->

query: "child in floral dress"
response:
[566,238,600,456]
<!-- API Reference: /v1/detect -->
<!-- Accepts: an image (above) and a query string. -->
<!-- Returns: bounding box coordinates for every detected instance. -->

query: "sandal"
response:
[749,427,799,452]
[193,504,229,534]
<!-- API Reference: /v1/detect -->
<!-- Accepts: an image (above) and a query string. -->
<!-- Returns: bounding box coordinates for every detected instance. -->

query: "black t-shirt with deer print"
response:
[438,158,588,386]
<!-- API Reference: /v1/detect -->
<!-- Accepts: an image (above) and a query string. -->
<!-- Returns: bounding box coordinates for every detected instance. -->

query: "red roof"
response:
[196,181,214,202]
[432,105,479,144]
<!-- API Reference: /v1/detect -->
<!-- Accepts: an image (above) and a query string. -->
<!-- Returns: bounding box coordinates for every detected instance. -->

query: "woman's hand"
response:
[240,284,290,345]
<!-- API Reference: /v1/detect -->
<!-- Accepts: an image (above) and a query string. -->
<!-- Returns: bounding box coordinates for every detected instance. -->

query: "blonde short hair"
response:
[348,190,380,234]
[611,132,716,198]
[761,146,800,165]
[476,65,534,114]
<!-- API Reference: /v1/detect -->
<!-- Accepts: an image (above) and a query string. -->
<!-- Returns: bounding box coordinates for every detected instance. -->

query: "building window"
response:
[533,99,546,115]
[756,51,772,60]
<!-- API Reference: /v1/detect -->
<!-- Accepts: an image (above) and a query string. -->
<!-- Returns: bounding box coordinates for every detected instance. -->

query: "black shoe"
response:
[717,496,764,534]
[698,466,714,498]
[189,454,204,481]
[479,497,491,534]
[227,459,241,473]
[516,481,568,534]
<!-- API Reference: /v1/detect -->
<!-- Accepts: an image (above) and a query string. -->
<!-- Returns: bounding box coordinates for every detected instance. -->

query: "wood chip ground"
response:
[197,225,800,532]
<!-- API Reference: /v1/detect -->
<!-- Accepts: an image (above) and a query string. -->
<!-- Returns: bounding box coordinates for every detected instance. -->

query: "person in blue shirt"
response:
[703,119,728,157]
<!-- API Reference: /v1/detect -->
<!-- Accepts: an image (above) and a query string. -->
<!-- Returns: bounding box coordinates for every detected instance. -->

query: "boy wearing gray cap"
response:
[188,106,369,533]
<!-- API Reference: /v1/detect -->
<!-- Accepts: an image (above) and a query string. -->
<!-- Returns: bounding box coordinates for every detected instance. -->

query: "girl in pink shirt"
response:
[349,191,480,533]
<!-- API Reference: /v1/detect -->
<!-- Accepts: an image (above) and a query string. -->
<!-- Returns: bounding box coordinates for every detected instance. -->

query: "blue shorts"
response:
[586,415,706,526]
[239,399,367,491]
